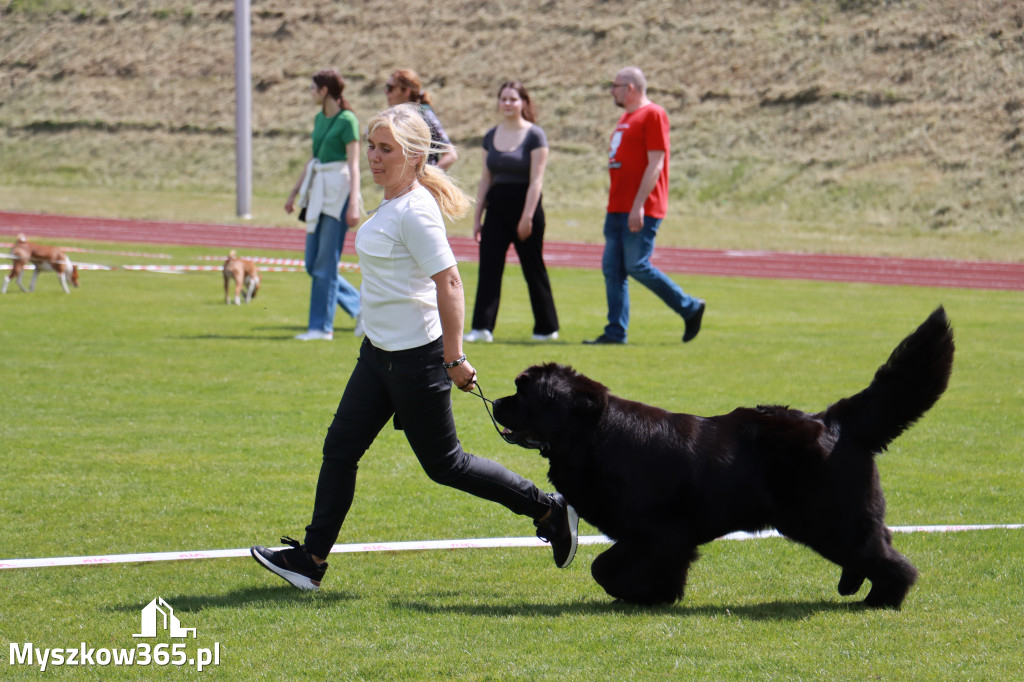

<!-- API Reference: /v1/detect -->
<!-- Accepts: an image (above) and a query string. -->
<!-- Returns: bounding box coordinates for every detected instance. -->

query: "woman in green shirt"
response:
[286,69,362,340]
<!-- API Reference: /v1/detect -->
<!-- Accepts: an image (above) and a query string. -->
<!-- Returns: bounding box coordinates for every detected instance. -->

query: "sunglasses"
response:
[385,83,397,93]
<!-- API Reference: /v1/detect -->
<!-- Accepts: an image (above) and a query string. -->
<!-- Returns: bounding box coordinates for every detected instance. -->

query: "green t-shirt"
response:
[311,109,359,163]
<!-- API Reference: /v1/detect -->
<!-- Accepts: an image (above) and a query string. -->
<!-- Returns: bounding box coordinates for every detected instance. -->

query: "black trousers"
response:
[304,337,552,558]
[471,183,559,335]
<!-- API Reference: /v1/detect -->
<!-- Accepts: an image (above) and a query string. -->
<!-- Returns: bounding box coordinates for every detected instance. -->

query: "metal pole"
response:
[234,0,252,219]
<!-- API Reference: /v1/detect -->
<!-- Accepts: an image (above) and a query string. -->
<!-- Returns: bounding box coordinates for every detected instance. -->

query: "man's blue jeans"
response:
[305,208,361,333]
[600,212,701,342]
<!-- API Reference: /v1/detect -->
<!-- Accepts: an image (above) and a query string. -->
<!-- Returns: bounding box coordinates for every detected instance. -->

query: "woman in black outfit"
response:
[465,81,559,343]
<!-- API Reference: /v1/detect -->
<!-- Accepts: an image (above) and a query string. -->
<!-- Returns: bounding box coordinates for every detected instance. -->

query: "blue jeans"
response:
[304,209,361,333]
[600,212,701,342]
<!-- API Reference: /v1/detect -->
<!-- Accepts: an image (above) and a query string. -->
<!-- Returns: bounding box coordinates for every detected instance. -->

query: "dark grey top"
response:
[482,125,548,185]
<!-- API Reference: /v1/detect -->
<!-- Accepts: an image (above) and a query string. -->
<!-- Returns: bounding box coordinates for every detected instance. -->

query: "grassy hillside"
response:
[2,0,1023,259]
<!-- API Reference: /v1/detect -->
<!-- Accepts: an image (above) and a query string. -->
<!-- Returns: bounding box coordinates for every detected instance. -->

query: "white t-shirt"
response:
[354,186,457,351]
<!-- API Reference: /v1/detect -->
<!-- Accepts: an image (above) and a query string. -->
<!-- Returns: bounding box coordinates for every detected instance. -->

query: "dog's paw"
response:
[837,568,865,596]
[863,588,907,609]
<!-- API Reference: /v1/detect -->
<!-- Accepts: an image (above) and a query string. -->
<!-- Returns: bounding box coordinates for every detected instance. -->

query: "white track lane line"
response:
[2,525,1021,570]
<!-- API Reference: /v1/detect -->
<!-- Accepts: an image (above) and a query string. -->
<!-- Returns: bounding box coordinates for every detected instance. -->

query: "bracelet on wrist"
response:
[442,354,467,369]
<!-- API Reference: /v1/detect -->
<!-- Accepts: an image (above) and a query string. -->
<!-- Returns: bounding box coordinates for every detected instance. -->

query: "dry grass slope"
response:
[2,0,1023,255]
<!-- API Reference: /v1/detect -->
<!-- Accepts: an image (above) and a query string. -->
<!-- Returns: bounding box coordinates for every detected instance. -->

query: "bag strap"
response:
[313,112,342,159]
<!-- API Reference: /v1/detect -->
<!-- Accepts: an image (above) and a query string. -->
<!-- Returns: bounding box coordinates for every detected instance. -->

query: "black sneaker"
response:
[683,300,706,343]
[535,494,579,568]
[582,334,625,345]
[250,536,328,591]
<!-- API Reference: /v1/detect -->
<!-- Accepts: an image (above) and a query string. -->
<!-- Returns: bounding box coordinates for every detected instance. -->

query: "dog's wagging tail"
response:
[493,307,954,608]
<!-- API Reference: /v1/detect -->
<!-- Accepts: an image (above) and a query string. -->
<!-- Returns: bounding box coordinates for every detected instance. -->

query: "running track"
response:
[3,211,1022,291]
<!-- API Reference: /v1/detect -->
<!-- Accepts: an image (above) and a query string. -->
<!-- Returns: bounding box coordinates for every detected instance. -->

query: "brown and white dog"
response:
[223,250,260,304]
[2,234,80,294]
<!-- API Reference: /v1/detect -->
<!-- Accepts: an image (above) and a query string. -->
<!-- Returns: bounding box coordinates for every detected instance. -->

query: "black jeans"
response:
[471,183,559,335]
[303,337,552,557]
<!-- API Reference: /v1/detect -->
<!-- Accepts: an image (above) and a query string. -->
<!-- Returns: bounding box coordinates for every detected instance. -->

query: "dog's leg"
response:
[244,276,256,303]
[8,261,26,292]
[862,528,918,609]
[826,525,917,608]
[592,538,698,606]
[863,551,917,608]
[58,256,75,292]
[28,267,40,292]
[1,274,10,294]
[837,568,866,596]
[224,274,232,304]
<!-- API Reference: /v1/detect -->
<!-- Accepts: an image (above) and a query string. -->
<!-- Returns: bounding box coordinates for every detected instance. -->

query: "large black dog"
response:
[493,308,954,608]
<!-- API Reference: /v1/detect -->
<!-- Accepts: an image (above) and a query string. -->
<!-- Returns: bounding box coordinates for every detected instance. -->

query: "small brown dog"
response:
[2,234,80,294]
[223,250,260,304]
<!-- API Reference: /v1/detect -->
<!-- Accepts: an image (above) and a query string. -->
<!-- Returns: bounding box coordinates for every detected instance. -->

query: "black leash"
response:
[461,379,518,446]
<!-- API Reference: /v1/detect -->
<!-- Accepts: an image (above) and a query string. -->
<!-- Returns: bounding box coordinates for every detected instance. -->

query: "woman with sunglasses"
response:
[384,69,458,171]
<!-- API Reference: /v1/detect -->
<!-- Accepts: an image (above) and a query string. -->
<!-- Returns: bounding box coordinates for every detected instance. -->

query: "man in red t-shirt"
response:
[584,67,705,345]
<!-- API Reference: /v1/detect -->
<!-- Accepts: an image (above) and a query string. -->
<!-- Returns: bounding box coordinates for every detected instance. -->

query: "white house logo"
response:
[134,597,196,639]
[8,597,219,671]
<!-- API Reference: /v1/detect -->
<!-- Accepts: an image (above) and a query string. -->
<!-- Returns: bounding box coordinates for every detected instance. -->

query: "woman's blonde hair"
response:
[366,103,469,220]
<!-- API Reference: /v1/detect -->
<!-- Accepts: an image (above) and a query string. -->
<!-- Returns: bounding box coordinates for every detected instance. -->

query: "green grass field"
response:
[1,243,1022,679]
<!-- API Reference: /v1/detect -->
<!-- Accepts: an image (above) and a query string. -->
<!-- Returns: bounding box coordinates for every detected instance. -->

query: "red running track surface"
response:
[2,211,1022,291]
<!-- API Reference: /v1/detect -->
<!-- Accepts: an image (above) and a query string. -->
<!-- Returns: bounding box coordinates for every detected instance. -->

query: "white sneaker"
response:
[353,314,365,337]
[531,331,559,341]
[295,330,334,341]
[463,329,493,343]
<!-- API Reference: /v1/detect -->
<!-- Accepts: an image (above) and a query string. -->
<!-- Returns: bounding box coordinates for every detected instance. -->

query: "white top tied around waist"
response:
[297,159,350,232]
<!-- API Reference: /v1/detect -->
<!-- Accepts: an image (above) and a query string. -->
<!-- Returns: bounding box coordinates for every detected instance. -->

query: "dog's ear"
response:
[559,365,609,420]
[572,385,608,419]
[513,364,577,433]
[539,364,608,428]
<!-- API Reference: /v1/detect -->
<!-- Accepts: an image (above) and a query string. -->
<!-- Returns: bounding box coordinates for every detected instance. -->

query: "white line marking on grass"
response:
[1,524,1021,570]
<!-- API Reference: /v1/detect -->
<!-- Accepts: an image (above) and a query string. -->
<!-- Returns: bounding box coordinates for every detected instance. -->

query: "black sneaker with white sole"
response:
[250,536,328,591]
[535,493,579,568]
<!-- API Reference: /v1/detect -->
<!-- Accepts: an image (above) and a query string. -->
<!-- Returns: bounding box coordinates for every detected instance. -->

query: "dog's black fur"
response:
[493,307,954,608]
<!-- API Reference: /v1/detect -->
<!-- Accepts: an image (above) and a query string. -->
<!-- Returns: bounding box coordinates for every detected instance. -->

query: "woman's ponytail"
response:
[367,103,470,221]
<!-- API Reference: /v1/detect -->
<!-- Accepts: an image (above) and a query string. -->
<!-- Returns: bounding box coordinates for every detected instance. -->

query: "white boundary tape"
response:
[0,262,111,271]
[1,524,1021,570]
[196,255,360,270]
[120,264,305,273]
[5,254,358,272]
[1,245,173,259]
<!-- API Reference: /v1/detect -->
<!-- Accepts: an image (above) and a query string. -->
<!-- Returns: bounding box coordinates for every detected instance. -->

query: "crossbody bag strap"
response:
[313,112,342,159]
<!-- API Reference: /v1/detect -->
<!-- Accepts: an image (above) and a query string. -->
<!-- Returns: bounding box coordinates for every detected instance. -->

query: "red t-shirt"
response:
[607,103,670,219]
